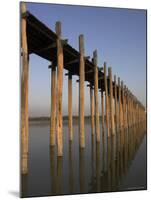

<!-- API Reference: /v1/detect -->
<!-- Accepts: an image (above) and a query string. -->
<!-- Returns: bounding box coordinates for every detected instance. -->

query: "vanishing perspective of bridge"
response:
[21,3,146,174]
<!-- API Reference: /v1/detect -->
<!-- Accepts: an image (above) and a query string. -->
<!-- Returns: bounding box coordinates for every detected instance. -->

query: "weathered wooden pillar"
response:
[68,72,73,141]
[50,63,56,146]
[21,2,29,174]
[79,35,85,148]
[93,50,100,142]
[101,91,105,132]
[104,62,110,136]
[108,67,115,135]
[114,75,118,131]
[121,81,124,128]
[124,86,128,129]
[89,85,95,135]
[118,78,121,130]
[56,21,64,156]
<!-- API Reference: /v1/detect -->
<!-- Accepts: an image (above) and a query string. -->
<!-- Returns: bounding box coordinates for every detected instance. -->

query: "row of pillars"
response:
[21,2,146,174]
[49,34,146,156]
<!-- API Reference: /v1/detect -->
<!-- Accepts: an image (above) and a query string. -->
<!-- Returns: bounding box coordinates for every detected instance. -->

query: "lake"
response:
[21,119,147,197]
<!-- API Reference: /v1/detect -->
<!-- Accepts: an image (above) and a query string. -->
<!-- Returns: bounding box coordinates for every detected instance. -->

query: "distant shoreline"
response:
[29,116,103,122]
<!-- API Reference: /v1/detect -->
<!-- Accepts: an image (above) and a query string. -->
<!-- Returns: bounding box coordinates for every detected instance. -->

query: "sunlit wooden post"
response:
[79,35,85,148]
[104,62,110,136]
[127,90,130,128]
[88,84,95,135]
[68,72,73,141]
[114,75,117,131]
[121,81,124,128]
[101,90,105,132]
[118,78,121,130]
[21,2,29,174]
[56,21,64,156]
[124,86,128,129]
[93,50,100,142]
[50,63,56,146]
[109,67,115,135]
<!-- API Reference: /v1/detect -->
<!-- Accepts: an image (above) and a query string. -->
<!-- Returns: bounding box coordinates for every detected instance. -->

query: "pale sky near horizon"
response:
[26,2,146,117]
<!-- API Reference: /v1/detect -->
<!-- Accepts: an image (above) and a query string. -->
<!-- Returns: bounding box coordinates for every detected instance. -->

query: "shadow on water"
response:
[21,120,147,197]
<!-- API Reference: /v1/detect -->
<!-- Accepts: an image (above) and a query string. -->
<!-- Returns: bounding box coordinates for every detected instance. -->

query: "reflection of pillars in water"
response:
[123,128,128,175]
[56,156,63,194]
[21,174,28,197]
[79,148,86,193]
[50,146,56,195]
[69,141,74,193]
[102,130,106,173]
[110,136,116,191]
[96,142,101,191]
[91,134,96,182]
[115,131,120,187]
[120,128,124,178]
[107,137,111,191]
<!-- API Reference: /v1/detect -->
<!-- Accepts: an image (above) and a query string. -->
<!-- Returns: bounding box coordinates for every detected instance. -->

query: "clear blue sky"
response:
[26,2,146,117]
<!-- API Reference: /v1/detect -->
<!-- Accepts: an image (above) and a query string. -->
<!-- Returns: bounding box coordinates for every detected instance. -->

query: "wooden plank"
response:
[118,77,121,131]
[93,50,100,142]
[90,85,95,135]
[109,67,115,135]
[56,21,64,156]
[79,35,85,148]
[21,2,29,174]
[104,62,110,137]
[101,91,105,133]
[68,73,73,141]
[121,81,124,128]
[114,75,117,131]
[50,63,56,145]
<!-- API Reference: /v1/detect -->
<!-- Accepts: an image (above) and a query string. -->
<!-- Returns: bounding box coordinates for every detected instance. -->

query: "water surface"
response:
[21,119,147,197]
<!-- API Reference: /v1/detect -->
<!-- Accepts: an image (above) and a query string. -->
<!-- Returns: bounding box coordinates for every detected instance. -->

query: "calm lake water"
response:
[21,119,147,198]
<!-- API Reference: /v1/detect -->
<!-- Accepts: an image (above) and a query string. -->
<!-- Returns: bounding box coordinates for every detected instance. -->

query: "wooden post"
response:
[121,81,124,128]
[93,50,100,142]
[118,78,121,131]
[114,75,117,131]
[90,85,95,135]
[104,62,110,137]
[56,21,64,156]
[109,67,115,135]
[79,35,85,148]
[68,73,73,141]
[21,2,29,174]
[50,64,56,146]
[101,91,104,132]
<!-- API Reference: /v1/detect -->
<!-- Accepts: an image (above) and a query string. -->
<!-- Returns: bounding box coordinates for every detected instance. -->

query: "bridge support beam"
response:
[118,77,121,131]
[109,67,115,135]
[114,75,117,132]
[93,50,100,142]
[56,21,64,156]
[79,35,85,148]
[90,85,95,135]
[50,63,56,146]
[68,73,73,141]
[101,91,104,132]
[104,63,110,137]
[21,2,29,174]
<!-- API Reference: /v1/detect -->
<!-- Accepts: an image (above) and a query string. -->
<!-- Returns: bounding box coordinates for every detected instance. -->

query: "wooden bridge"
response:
[21,3,146,174]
